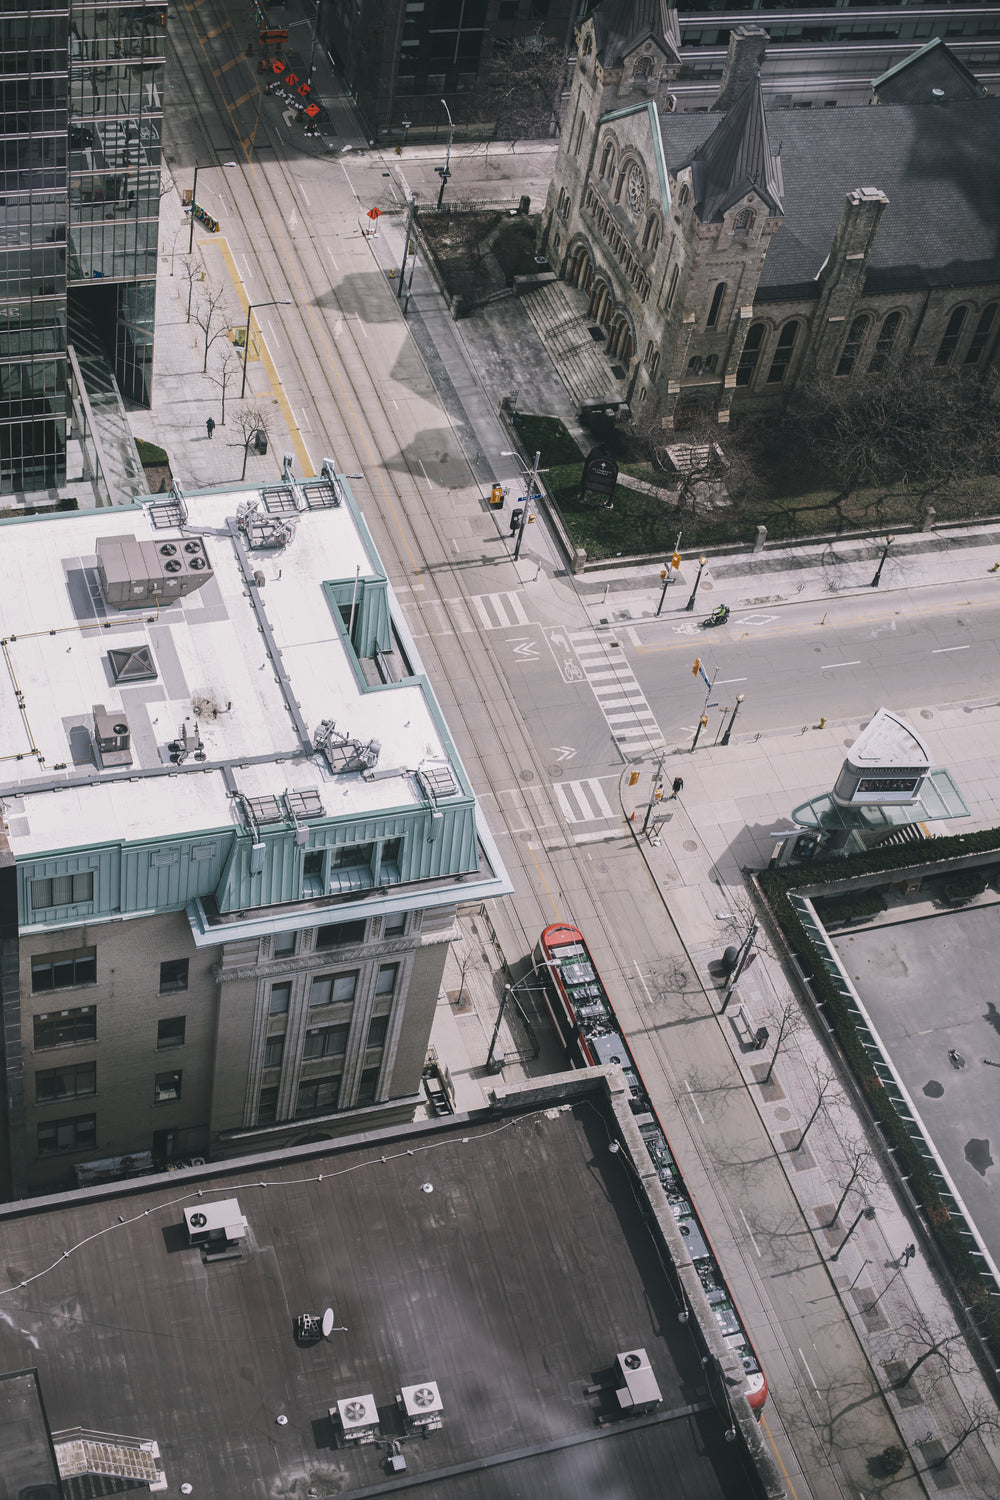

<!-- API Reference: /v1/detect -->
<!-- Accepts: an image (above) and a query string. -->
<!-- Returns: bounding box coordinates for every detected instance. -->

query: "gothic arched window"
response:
[600,141,615,179]
[964,303,997,365]
[735,323,765,387]
[836,315,871,377]
[868,311,901,374]
[677,183,689,207]
[687,356,702,375]
[734,208,755,233]
[766,321,799,384]
[935,305,967,366]
[706,282,726,329]
[633,57,652,81]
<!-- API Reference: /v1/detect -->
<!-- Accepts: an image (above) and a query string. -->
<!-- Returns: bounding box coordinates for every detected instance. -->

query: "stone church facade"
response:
[539,0,1000,427]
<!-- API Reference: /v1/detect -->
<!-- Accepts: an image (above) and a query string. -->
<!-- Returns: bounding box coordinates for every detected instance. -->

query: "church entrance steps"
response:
[520,278,627,413]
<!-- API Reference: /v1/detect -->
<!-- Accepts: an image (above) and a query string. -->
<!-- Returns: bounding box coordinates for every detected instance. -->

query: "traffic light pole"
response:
[397,196,416,299]
[656,530,682,616]
[640,754,666,833]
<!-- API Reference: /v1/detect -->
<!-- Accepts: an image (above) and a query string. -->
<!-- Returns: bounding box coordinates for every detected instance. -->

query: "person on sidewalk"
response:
[671,777,684,799]
[206,417,215,439]
[901,1243,916,1267]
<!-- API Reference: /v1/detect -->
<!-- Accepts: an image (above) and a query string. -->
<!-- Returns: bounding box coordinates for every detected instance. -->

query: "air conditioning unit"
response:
[615,1349,661,1414]
[334,1393,379,1442]
[183,1198,248,1248]
[399,1381,443,1430]
[93,704,133,768]
[96,535,214,609]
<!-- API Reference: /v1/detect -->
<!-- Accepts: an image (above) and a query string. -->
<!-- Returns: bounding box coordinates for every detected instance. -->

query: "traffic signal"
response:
[671,551,682,569]
[653,785,663,802]
[692,657,700,676]
[659,568,667,581]
[627,770,640,787]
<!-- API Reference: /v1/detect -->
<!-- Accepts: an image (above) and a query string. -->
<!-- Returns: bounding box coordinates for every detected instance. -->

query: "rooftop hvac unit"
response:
[183,1198,248,1248]
[92,704,133,768]
[614,1349,662,1414]
[96,535,213,609]
[333,1393,380,1443]
[399,1381,443,1430]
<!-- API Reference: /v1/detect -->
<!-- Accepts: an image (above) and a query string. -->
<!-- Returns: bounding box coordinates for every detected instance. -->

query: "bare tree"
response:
[782,364,1000,510]
[207,344,242,427]
[825,1138,879,1228]
[891,1312,971,1391]
[928,1396,1000,1472]
[479,31,566,147]
[793,1068,836,1152]
[193,283,235,373]
[760,995,806,1086]
[232,403,273,481]
[179,256,204,323]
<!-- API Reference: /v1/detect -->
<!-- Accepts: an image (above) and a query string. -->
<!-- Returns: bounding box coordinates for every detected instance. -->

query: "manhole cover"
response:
[520,770,534,782]
[550,766,563,778]
[920,709,934,719]
[682,839,698,852]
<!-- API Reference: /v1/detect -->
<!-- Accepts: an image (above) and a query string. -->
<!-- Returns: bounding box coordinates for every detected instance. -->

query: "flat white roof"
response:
[0,489,455,857]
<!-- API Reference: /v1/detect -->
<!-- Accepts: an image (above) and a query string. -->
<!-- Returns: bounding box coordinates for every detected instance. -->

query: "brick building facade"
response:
[539,0,1000,426]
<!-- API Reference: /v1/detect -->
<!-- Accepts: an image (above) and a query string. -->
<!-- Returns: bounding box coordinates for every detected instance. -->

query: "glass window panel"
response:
[157,1015,186,1049]
[269,981,291,1015]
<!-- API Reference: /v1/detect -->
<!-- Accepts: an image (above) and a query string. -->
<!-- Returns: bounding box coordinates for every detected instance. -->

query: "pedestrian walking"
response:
[671,776,684,798]
[901,1243,916,1267]
[206,417,215,439]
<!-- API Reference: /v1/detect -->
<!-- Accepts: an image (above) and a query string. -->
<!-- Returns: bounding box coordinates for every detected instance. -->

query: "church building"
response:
[538,0,1000,427]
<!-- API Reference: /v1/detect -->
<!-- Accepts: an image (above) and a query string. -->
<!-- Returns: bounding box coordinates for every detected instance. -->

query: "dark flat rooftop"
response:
[833,897,1000,1268]
[0,1098,760,1498]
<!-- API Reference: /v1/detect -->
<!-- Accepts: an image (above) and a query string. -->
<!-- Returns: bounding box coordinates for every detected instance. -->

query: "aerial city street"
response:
[0,0,999,1495]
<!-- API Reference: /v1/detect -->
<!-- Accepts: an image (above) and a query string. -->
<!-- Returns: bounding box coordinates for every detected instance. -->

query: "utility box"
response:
[255,429,268,455]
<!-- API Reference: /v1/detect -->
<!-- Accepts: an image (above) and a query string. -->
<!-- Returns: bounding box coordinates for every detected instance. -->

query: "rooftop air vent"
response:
[96,534,213,609]
[108,644,157,684]
[92,704,133,768]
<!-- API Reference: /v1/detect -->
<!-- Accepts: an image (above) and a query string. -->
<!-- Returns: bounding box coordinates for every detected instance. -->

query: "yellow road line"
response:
[760,1415,800,1500]
[267,213,423,576]
[526,844,562,921]
[211,237,314,477]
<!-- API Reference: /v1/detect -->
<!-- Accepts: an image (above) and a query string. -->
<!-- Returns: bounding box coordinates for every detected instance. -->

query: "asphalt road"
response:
[156,5,985,1493]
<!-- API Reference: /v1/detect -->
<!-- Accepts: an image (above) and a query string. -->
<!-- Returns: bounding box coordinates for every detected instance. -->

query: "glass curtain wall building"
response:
[0,1,162,495]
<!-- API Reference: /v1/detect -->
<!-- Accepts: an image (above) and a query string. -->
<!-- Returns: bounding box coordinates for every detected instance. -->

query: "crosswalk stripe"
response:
[553,777,616,824]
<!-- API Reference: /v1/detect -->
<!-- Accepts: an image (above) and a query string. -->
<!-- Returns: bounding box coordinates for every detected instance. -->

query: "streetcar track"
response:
[164,18,849,1474]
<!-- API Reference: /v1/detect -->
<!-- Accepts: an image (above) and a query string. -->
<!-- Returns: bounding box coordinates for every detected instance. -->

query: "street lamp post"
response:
[240,299,293,399]
[870,534,894,588]
[684,556,708,612]
[437,98,454,210]
[500,449,546,561]
[486,961,557,1072]
[188,165,199,254]
[401,117,412,149]
[830,1204,876,1261]
[720,693,745,747]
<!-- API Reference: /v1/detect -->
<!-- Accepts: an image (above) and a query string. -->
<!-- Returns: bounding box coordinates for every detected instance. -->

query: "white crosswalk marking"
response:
[469,591,529,630]
[568,630,663,752]
[553,778,616,824]
[396,591,529,637]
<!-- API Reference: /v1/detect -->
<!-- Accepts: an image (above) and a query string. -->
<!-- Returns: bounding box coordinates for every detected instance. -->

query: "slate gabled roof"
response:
[873,36,986,106]
[588,0,681,69]
[660,96,1000,295]
[683,77,783,221]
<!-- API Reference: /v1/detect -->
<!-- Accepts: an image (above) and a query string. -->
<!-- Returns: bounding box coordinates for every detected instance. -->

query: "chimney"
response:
[713,26,768,113]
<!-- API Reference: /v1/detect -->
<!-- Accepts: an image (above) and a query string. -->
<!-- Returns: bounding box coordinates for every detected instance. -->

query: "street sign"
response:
[580,443,618,500]
[367,207,381,220]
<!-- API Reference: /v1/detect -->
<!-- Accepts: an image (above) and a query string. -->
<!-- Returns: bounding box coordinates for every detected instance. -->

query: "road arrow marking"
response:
[510,637,540,660]
[552,746,576,761]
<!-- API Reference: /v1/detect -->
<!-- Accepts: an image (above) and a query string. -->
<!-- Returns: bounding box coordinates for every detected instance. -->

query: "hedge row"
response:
[813,890,886,925]
[757,837,1000,1361]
